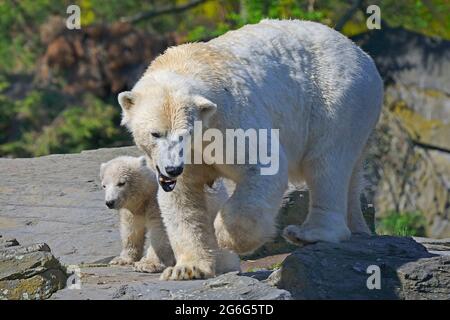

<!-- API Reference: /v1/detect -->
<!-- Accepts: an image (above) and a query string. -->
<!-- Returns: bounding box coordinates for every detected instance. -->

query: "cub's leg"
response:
[158,179,219,280]
[214,157,288,255]
[134,213,176,273]
[110,210,145,265]
[283,156,352,245]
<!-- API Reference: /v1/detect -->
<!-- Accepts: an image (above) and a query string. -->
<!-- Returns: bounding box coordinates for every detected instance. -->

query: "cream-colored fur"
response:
[100,156,175,272]
[100,156,240,276]
[119,20,383,280]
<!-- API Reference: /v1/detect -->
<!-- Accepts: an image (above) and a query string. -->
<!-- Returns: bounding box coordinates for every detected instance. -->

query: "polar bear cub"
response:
[100,156,175,273]
[100,156,241,275]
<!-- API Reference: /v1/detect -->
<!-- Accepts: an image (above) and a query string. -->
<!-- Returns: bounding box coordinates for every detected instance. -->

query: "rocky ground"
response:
[0,147,449,299]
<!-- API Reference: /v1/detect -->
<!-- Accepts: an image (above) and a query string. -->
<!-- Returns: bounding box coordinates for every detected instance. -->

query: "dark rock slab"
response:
[271,235,449,300]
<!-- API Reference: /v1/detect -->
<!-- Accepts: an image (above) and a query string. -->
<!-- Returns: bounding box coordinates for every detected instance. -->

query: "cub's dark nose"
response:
[106,200,116,209]
[165,166,183,177]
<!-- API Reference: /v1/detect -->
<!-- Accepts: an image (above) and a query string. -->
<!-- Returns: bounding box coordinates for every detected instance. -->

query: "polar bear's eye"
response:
[102,185,106,189]
[151,132,162,138]
[117,182,126,187]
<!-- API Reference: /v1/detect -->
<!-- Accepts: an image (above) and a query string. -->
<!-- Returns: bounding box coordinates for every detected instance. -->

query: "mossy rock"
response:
[0,238,67,300]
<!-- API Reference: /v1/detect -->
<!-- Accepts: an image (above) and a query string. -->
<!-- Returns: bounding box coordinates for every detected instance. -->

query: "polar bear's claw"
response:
[282,225,312,246]
[283,224,351,245]
[160,264,210,280]
[133,260,166,273]
[109,256,135,266]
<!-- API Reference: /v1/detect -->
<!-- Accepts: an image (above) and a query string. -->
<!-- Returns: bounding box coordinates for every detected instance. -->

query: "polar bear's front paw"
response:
[160,263,213,281]
[283,224,351,246]
[133,259,165,273]
[109,256,135,266]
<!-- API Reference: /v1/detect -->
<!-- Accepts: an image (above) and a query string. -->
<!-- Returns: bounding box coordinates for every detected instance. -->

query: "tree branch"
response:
[335,0,364,31]
[121,0,211,24]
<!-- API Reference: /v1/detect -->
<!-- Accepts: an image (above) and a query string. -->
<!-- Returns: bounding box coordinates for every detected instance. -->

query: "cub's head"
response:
[99,156,155,210]
[118,78,217,192]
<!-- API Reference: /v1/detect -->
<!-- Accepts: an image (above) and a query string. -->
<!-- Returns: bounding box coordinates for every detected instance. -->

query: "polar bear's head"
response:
[100,156,156,209]
[118,78,217,192]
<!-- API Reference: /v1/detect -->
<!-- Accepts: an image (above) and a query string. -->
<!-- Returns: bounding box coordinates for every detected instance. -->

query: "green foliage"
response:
[187,0,328,41]
[379,0,450,39]
[0,0,67,72]
[0,0,449,158]
[0,90,131,157]
[23,96,130,156]
[376,211,427,237]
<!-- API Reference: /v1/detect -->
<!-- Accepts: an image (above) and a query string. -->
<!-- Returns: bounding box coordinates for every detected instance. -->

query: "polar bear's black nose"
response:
[106,200,116,209]
[165,166,183,177]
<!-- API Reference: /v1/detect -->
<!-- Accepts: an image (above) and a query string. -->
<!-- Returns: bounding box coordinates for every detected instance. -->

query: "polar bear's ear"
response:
[118,91,137,111]
[193,95,217,123]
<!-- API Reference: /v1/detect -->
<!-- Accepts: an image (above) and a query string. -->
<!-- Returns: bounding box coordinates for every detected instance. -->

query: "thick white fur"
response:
[100,156,240,275]
[100,156,175,272]
[119,20,383,280]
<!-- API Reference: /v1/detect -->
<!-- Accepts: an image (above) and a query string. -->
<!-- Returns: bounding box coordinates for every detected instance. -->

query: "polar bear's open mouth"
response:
[156,166,177,192]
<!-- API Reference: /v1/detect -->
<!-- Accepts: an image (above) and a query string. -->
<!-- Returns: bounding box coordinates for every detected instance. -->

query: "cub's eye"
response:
[151,132,162,138]
[117,182,126,187]
[102,185,106,189]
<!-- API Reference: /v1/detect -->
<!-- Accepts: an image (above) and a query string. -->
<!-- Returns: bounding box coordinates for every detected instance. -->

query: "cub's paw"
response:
[160,263,214,281]
[109,256,135,266]
[283,224,351,246]
[133,259,165,273]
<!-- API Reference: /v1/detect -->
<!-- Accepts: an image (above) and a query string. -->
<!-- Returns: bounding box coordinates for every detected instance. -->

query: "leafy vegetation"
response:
[0,0,448,159]
[376,211,427,237]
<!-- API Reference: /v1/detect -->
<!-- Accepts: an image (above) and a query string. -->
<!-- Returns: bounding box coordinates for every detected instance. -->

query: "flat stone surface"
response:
[2,147,449,300]
[51,268,290,300]
[0,147,141,265]
[413,237,450,256]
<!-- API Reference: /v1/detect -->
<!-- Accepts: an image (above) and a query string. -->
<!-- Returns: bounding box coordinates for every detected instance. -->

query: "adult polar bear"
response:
[118,20,383,280]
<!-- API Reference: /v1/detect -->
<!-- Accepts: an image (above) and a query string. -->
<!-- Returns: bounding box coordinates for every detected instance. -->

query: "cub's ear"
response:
[193,95,217,123]
[118,91,137,111]
[99,163,106,180]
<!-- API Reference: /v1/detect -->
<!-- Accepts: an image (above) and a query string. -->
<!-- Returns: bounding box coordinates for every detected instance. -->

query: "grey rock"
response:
[353,27,450,117]
[1,147,449,300]
[413,237,450,256]
[51,268,290,300]
[0,238,67,300]
[274,235,450,300]
[352,28,450,239]
[0,147,141,265]
[397,256,450,300]
[0,237,20,249]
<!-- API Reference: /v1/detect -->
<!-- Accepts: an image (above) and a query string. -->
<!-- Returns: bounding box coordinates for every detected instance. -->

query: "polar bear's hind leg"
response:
[347,156,372,235]
[283,156,352,245]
